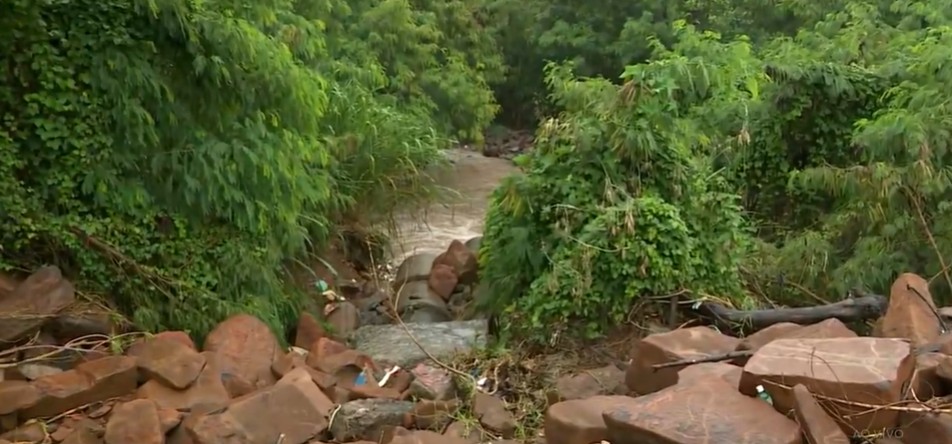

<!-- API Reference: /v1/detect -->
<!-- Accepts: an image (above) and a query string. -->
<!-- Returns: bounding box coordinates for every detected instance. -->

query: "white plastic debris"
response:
[378,365,402,387]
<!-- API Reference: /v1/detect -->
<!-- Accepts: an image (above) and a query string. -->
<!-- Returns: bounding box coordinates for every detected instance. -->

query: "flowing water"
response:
[388,148,519,262]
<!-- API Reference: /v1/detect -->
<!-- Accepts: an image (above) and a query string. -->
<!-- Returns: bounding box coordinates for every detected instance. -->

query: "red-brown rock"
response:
[152,331,197,350]
[306,337,373,382]
[427,264,458,300]
[880,273,943,347]
[187,368,330,444]
[104,399,164,444]
[326,301,360,339]
[786,318,858,340]
[157,407,184,433]
[741,337,914,434]
[277,367,336,416]
[677,362,742,389]
[898,410,952,443]
[792,384,850,444]
[128,337,206,389]
[272,351,337,390]
[0,266,76,343]
[202,314,281,388]
[472,392,515,438]
[22,356,138,419]
[908,352,944,400]
[137,351,230,411]
[432,240,478,286]
[551,365,626,402]
[626,326,740,395]
[733,322,802,365]
[604,380,801,444]
[295,312,325,349]
[409,399,460,429]
[544,395,634,444]
[390,427,470,444]
[0,380,40,415]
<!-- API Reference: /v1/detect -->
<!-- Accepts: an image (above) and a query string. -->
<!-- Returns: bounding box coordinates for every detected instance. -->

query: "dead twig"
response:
[651,350,752,370]
[391,280,490,393]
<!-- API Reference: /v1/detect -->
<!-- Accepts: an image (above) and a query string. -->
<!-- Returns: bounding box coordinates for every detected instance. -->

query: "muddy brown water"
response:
[387,148,519,263]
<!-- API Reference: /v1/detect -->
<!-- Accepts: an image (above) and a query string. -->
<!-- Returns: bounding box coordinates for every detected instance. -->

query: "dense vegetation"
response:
[478,0,952,342]
[4,0,952,344]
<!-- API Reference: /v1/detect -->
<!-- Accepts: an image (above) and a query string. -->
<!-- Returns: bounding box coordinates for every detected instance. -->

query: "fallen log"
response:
[683,293,888,335]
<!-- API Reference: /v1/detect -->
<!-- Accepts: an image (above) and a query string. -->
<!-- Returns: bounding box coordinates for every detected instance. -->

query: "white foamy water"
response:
[388,149,518,263]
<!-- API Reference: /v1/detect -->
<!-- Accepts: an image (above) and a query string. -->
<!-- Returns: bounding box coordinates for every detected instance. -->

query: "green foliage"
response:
[479,25,760,344]
[480,0,952,344]
[730,62,886,238]
[0,0,500,341]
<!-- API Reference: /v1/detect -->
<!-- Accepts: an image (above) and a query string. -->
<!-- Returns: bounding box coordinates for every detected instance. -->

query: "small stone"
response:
[409,363,455,400]
[472,393,515,438]
[0,380,40,415]
[157,407,183,433]
[295,312,325,349]
[271,352,337,390]
[203,314,281,389]
[0,421,46,443]
[393,253,439,289]
[432,240,478,285]
[127,337,206,389]
[137,351,230,411]
[390,427,470,444]
[410,399,460,429]
[552,365,626,401]
[329,399,415,442]
[104,399,164,444]
[428,264,459,300]
[443,421,484,443]
[16,364,63,381]
[544,396,633,444]
[306,337,372,383]
[326,301,360,339]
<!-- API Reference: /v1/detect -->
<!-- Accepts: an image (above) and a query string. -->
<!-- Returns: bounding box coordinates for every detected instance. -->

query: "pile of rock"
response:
[0,265,512,444]
[545,273,952,444]
[390,238,482,323]
[478,130,533,160]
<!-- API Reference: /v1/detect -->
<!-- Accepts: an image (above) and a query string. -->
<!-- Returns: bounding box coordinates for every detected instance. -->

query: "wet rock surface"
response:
[352,320,488,368]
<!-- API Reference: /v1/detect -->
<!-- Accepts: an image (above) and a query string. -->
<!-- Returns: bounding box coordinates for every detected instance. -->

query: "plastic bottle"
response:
[755,385,773,405]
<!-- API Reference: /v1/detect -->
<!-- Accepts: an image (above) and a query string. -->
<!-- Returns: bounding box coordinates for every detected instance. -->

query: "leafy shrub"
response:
[0,0,500,341]
[478,25,761,344]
